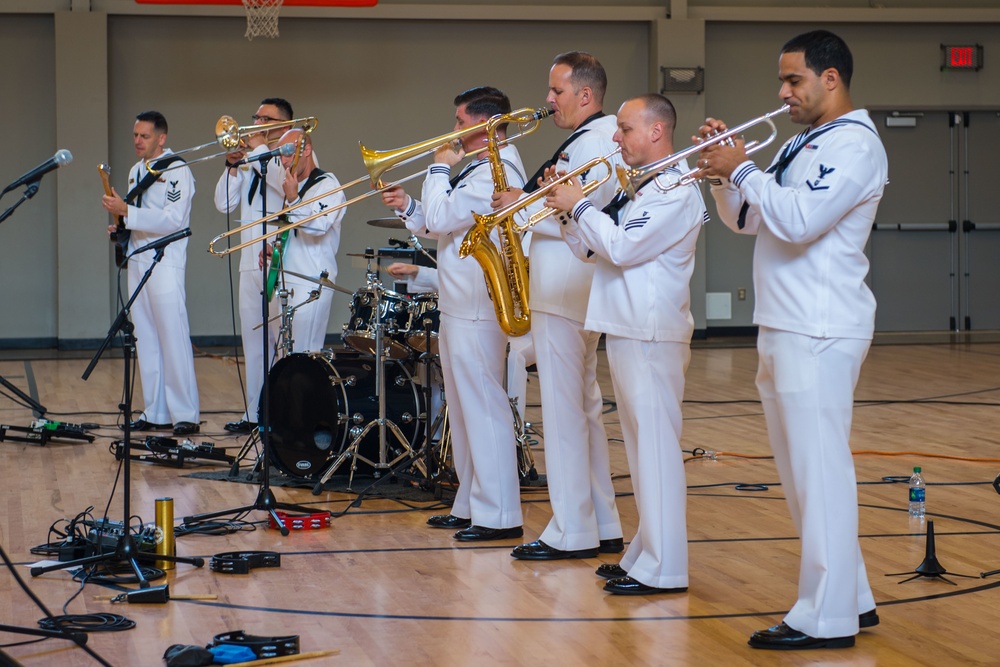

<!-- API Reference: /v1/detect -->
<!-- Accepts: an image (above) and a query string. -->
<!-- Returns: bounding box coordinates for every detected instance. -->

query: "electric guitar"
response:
[99,163,130,268]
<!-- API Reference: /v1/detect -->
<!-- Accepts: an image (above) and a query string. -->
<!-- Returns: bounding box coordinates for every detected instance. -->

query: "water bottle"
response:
[908,466,925,517]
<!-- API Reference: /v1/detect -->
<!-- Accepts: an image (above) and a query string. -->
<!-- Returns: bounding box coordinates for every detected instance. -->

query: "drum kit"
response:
[252,217,536,494]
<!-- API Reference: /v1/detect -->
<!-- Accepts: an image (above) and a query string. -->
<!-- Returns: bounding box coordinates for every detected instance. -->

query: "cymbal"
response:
[282,269,354,296]
[366,217,407,229]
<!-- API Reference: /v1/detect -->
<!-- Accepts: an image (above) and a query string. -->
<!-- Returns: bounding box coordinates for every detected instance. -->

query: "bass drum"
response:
[265,352,423,479]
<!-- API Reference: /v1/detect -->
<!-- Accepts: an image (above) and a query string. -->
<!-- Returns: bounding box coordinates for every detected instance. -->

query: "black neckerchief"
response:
[129,154,184,208]
[601,172,661,225]
[736,117,877,229]
[523,111,606,193]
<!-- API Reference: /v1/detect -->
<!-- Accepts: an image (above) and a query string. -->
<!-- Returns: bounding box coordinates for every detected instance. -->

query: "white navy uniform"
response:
[393,144,527,529]
[562,162,706,589]
[522,113,625,551]
[124,149,199,426]
[213,145,285,423]
[277,169,347,352]
[709,109,888,638]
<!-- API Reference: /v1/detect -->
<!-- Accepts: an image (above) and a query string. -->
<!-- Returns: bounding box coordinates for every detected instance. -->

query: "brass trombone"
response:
[617,104,790,199]
[208,107,550,258]
[146,115,318,175]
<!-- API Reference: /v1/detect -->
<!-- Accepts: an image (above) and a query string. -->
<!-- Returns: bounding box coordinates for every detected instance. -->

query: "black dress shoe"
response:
[598,538,624,554]
[224,420,257,434]
[603,576,687,596]
[859,609,880,628]
[595,563,628,579]
[511,540,598,560]
[173,421,200,436]
[748,622,855,650]
[453,525,524,542]
[123,420,172,432]
[426,514,471,529]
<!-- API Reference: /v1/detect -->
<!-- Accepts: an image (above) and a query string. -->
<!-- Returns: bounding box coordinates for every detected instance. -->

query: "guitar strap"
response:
[127,154,186,208]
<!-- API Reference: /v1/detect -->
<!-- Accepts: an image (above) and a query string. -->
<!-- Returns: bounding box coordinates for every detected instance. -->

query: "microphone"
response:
[388,237,409,248]
[229,143,295,167]
[2,149,73,194]
[130,228,192,256]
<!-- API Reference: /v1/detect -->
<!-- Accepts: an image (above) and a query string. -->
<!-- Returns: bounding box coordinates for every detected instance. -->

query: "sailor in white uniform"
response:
[381,87,527,541]
[102,110,200,436]
[494,52,625,560]
[213,98,292,433]
[263,128,346,353]
[546,93,707,594]
[699,30,887,649]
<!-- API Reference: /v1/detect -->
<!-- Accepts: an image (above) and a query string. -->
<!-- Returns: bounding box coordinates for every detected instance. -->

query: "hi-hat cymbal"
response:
[367,217,407,229]
[283,269,354,296]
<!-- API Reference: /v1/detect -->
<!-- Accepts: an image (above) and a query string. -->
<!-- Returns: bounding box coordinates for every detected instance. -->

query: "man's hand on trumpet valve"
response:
[543,174,585,216]
[258,242,274,270]
[694,118,747,181]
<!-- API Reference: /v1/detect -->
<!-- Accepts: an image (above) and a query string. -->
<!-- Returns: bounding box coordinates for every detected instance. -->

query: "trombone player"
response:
[381,86,528,542]
[213,97,293,434]
[492,52,625,561]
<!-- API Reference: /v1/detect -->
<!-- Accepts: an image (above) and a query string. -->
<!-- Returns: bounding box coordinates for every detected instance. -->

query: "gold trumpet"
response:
[617,104,790,199]
[467,147,622,236]
[146,114,318,174]
[208,107,550,258]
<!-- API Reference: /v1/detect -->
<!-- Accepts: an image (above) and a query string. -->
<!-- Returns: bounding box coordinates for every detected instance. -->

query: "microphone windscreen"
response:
[55,149,73,166]
[279,143,295,157]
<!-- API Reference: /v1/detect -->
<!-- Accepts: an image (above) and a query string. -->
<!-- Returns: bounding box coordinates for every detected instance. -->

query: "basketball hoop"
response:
[242,0,283,40]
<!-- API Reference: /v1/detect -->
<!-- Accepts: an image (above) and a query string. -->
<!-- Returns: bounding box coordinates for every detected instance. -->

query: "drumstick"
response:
[223,649,340,667]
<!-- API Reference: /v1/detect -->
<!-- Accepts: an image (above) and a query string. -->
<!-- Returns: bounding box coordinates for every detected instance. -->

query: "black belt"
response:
[211,630,299,659]
[209,550,281,575]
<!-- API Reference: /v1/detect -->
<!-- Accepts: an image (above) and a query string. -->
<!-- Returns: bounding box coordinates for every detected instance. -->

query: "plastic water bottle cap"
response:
[914,466,921,473]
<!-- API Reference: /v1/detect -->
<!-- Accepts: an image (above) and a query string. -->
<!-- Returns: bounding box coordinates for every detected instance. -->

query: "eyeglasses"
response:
[252,115,277,123]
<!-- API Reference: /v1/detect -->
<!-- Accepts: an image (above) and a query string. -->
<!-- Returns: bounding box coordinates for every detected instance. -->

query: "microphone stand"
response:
[32,244,204,583]
[0,181,38,225]
[183,153,317,534]
[1,181,49,415]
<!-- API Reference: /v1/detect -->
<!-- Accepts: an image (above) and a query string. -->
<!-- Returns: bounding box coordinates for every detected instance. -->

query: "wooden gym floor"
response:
[2,335,1000,666]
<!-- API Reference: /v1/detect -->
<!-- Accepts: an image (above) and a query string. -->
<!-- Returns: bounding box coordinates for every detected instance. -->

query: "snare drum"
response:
[342,287,412,359]
[265,352,423,479]
[406,293,440,355]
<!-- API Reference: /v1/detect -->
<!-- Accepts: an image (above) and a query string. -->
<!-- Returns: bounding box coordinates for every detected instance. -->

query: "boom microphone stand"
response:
[32,239,203,584]
[183,153,316,534]
[1,180,48,417]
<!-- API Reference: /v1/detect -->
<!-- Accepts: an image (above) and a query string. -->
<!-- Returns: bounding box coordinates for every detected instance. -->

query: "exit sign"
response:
[941,44,983,71]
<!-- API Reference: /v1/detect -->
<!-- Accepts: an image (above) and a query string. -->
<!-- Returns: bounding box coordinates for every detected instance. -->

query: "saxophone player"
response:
[381,87,527,541]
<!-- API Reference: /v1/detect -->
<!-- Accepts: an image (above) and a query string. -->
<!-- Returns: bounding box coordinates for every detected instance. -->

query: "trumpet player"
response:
[214,98,293,434]
[492,52,625,562]
[259,129,346,353]
[697,30,886,649]
[545,93,707,594]
[381,86,527,542]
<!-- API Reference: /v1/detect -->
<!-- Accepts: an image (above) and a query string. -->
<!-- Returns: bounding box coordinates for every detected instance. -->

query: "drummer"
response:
[260,129,346,352]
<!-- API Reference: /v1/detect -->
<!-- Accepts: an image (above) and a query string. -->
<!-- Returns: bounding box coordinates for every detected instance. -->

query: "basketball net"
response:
[242,0,283,40]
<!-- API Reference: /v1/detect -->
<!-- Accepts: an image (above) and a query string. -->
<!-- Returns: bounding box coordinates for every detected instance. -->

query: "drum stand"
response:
[311,266,423,493]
